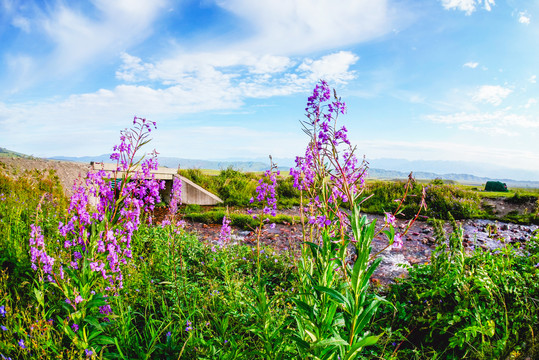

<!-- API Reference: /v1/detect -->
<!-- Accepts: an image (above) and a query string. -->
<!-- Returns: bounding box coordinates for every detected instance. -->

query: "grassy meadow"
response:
[1,163,538,359]
[179,168,539,226]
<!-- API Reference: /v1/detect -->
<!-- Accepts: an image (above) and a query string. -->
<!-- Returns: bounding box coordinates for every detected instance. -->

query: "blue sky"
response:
[1,0,538,178]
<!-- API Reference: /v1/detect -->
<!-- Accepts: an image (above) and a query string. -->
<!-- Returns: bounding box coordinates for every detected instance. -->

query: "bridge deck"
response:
[90,162,222,205]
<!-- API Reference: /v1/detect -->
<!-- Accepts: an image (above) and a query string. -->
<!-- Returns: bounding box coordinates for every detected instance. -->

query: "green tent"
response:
[484,181,508,192]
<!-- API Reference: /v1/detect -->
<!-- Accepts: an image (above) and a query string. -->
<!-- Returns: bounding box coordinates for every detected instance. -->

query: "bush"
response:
[180,167,301,207]
[376,220,539,359]
[506,192,538,205]
[361,180,482,220]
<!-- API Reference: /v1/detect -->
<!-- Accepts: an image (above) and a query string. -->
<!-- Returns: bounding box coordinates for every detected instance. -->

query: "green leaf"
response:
[95,335,117,345]
[290,335,310,350]
[344,335,380,360]
[87,330,103,342]
[84,316,103,331]
[314,286,346,304]
[292,299,315,320]
[313,337,348,349]
[33,288,44,307]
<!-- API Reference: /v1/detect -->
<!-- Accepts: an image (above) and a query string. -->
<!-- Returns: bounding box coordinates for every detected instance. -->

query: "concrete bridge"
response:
[90,162,222,206]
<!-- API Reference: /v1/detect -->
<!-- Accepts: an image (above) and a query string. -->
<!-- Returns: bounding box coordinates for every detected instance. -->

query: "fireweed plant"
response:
[28,117,164,353]
[161,175,188,308]
[289,80,425,359]
[247,158,279,281]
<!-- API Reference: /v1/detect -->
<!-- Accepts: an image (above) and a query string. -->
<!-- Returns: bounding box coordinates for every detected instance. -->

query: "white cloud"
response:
[6,0,167,88]
[483,0,495,11]
[359,138,539,172]
[441,0,495,15]
[426,110,539,137]
[472,85,512,106]
[529,75,536,84]
[156,126,304,160]
[0,90,305,160]
[216,0,394,54]
[43,0,165,70]
[116,50,358,98]
[0,49,360,157]
[525,98,537,109]
[298,51,359,84]
[11,15,30,32]
[518,11,531,25]
[463,61,479,68]
[115,53,154,82]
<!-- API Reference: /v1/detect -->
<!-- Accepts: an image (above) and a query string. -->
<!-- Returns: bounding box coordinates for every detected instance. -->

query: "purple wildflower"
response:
[385,213,396,226]
[29,224,55,274]
[0,305,4,317]
[291,80,368,241]
[219,216,232,247]
[169,176,182,215]
[18,339,25,349]
[99,304,112,315]
[393,233,403,250]
[185,320,192,332]
[30,117,165,294]
[71,323,79,332]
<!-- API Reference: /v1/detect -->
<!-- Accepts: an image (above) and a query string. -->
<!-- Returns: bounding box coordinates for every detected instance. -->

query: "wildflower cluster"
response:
[29,116,164,300]
[250,162,279,219]
[29,224,54,276]
[161,174,185,230]
[218,215,232,247]
[169,176,182,216]
[247,159,280,280]
[290,80,367,241]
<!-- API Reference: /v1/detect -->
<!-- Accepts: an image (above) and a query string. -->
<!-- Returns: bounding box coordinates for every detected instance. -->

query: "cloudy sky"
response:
[1,0,538,178]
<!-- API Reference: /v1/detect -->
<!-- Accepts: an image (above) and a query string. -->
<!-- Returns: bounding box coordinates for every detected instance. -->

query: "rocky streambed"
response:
[176,208,538,285]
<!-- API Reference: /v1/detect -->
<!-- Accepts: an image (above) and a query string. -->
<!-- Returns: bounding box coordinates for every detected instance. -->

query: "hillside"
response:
[0,147,29,158]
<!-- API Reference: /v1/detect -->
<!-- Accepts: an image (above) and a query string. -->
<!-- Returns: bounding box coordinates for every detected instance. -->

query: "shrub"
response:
[378,219,539,359]
[361,180,482,220]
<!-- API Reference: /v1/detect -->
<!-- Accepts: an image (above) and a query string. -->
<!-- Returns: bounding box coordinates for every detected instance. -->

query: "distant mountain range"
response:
[367,158,539,183]
[47,153,539,188]
[49,154,272,172]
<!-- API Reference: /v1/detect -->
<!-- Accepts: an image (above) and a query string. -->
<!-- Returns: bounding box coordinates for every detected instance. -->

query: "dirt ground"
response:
[0,157,90,196]
[481,197,538,217]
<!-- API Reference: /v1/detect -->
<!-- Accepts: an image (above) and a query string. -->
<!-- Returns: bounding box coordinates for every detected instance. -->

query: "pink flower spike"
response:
[393,233,403,250]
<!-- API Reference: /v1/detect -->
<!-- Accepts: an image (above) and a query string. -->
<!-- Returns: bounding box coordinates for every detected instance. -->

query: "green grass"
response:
[180,169,539,224]
[1,168,538,359]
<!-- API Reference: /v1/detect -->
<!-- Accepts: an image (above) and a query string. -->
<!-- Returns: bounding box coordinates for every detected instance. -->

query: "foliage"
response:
[0,168,67,291]
[182,209,298,229]
[362,179,483,220]
[375,219,539,359]
[287,80,423,358]
[180,167,300,207]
